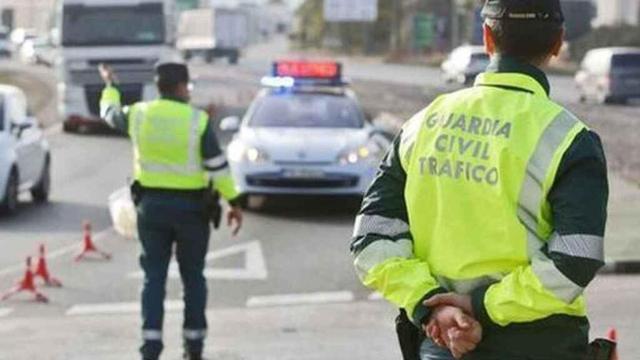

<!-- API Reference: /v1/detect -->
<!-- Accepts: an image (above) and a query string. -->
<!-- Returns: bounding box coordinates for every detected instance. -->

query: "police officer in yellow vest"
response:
[351,1,608,359]
[99,63,243,360]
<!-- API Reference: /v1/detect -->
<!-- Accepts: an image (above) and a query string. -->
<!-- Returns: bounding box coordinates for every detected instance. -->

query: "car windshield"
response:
[249,93,364,128]
[612,53,640,69]
[61,4,165,46]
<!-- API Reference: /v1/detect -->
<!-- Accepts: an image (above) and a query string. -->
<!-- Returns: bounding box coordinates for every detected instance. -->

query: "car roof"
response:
[0,85,24,97]
[588,47,640,56]
[263,87,358,99]
[453,45,486,54]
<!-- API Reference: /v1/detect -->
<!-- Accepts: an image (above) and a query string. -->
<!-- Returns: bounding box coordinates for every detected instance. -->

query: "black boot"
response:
[183,352,203,360]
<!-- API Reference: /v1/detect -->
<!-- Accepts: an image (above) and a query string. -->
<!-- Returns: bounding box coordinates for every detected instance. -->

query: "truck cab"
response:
[55,0,180,132]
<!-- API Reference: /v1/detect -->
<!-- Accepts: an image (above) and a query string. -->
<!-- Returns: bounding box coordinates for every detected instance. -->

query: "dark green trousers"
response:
[137,192,210,360]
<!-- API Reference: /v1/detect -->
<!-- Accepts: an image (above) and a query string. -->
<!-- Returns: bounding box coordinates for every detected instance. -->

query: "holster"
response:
[204,182,222,229]
[130,180,143,206]
[585,339,617,360]
[396,309,422,360]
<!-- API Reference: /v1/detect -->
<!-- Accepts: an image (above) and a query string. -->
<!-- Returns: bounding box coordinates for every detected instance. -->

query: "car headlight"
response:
[227,142,269,164]
[338,143,383,165]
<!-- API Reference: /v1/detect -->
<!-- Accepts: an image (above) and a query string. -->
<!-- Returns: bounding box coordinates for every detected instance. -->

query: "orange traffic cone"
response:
[0,257,48,303]
[74,221,112,262]
[33,244,62,287]
[607,328,619,360]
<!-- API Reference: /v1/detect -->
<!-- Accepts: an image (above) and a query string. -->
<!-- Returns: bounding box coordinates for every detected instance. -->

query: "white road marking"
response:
[0,308,14,318]
[246,291,355,308]
[0,227,115,278]
[127,240,267,280]
[66,300,183,316]
[368,292,384,301]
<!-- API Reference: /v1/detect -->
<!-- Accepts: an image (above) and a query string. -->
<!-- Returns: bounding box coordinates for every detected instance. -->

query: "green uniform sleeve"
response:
[99,85,129,133]
[471,130,608,328]
[351,132,446,327]
[200,117,239,202]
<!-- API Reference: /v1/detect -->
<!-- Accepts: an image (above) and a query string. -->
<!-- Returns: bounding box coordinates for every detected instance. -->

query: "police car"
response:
[221,60,390,200]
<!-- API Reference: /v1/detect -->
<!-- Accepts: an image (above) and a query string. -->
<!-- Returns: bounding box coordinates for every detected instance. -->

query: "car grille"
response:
[84,83,143,116]
[246,175,359,189]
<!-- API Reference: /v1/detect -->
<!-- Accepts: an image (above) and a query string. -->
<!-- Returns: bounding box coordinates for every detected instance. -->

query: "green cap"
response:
[482,0,564,22]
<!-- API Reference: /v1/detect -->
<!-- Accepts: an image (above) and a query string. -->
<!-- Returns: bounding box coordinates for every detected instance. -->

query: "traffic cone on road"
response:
[607,328,619,360]
[0,257,48,303]
[33,244,62,287]
[74,221,112,262]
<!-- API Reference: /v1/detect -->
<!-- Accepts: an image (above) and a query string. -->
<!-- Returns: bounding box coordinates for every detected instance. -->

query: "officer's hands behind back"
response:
[423,304,482,359]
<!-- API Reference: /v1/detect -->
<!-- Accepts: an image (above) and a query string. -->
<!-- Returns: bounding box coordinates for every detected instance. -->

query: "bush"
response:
[571,25,640,61]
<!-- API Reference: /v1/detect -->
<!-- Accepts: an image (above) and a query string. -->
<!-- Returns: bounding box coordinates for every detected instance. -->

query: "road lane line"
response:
[0,308,14,318]
[246,291,355,308]
[0,227,115,278]
[66,300,183,316]
[368,292,384,301]
[128,240,267,280]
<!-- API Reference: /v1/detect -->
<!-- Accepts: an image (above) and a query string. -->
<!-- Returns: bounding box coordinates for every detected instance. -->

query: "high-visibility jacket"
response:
[100,86,238,200]
[352,63,608,358]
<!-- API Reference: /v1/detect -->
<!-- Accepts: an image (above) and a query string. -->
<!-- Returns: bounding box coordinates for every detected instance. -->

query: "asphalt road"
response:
[0,41,639,359]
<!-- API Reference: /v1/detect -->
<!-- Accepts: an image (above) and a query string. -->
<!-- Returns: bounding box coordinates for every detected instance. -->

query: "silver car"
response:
[0,85,51,215]
[441,45,490,85]
[576,47,640,104]
[221,69,390,201]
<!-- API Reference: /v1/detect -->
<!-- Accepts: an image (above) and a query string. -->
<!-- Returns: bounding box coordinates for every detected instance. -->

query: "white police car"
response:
[0,85,51,215]
[221,61,390,199]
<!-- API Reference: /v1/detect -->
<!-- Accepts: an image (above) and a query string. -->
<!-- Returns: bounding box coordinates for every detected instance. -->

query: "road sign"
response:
[323,0,378,23]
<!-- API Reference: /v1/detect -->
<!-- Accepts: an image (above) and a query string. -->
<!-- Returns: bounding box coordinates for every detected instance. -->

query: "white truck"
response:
[177,8,248,65]
[55,0,180,132]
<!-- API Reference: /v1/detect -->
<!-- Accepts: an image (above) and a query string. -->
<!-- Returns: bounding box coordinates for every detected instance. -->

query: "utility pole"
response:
[450,0,460,50]
[390,0,401,53]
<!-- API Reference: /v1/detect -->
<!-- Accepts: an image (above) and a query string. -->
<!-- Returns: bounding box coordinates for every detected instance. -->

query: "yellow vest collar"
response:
[474,72,549,98]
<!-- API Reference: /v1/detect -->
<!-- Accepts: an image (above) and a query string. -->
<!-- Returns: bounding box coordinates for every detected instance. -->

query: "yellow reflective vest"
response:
[100,86,239,200]
[354,72,591,326]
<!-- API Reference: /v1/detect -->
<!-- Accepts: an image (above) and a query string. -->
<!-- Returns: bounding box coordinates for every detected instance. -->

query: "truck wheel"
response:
[63,121,76,133]
[1,170,19,215]
[31,158,51,204]
[228,53,239,65]
[205,51,214,64]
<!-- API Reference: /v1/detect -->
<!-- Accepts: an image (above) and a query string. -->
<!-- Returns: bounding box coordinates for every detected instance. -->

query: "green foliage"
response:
[571,25,640,61]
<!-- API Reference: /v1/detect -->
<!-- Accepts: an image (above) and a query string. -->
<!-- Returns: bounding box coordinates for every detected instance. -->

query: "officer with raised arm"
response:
[99,62,243,360]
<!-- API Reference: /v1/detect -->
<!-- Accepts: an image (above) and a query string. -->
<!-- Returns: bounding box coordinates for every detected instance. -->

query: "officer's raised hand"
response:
[227,206,243,236]
[98,63,117,86]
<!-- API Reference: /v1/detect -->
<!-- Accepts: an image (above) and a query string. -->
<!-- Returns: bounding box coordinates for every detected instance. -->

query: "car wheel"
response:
[31,158,51,204]
[578,93,587,103]
[1,170,19,215]
[62,121,76,133]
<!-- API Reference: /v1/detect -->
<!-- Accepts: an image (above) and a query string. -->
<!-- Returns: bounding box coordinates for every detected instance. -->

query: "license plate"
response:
[283,169,325,179]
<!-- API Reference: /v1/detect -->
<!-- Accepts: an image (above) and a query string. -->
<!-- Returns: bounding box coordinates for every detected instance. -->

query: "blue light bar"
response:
[261,76,295,88]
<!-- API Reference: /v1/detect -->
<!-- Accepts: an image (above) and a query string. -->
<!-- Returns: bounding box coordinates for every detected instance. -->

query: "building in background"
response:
[593,0,640,26]
[0,0,56,33]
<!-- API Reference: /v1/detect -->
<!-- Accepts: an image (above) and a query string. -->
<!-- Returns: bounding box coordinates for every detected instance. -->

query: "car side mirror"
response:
[220,116,241,132]
[11,118,35,138]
